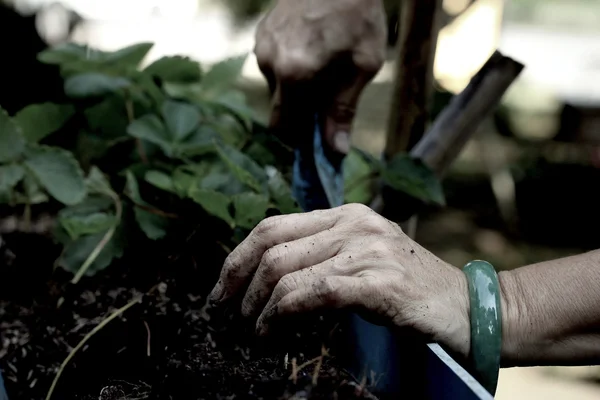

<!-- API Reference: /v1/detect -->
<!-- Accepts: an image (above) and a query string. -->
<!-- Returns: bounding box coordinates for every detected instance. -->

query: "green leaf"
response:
[84,95,129,139]
[103,42,153,67]
[190,188,234,226]
[0,108,25,162]
[163,82,203,102]
[172,168,197,198]
[197,160,247,196]
[161,100,200,141]
[202,54,247,96]
[381,154,445,206]
[179,126,220,156]
[344,150,377,205]
[132,72,167,106]
[209,90,256,129]
[23,145,86,205]
[58,227,125,276]
[60,212,117,241]
[17,172,49,205]
[233,192,270,230]
[214,142,266,193]
[125,171,169,240]
[59,196,113,218]
[37,42,103,65]
[210,113,247,148]
[267,168,301,214]
[15,103,75,143]
[145,170,177,194]
[127,115,172,155]
[352,147,382,169]
[64,73,131,98]
[0,164,25,192]
[144,56,201,83]
[86,166,114,196]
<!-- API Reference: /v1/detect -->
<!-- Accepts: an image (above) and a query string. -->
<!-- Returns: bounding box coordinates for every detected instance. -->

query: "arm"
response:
[208,205,600,368]
[500,250,600,367]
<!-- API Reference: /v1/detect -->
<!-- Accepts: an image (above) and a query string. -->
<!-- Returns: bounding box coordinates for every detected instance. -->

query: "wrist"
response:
[497,270,527,367]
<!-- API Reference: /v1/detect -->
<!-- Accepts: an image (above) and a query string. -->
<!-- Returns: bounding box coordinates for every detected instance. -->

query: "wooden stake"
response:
[411,51,524,176]
[384,0,443,159]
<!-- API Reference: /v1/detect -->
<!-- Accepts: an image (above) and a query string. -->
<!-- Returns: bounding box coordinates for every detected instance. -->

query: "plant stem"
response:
[71,192,123,285]
[384,0,442,159]
[45,295,143,400]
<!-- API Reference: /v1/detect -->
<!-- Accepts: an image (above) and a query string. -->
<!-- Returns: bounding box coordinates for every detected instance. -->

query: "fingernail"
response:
[333,131,350,154]
[207,283,223,306]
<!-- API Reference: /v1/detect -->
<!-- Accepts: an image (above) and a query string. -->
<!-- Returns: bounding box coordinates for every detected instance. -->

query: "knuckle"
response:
[277,274,298,296]
[254,216,280,237]
[274,51,320,81]
[254,42,274,70]
[364,240,392,258]
[222,253,242,280]
[342,203,371,216]
[354,51,384,76]
[362,214,390,234]
[259,246,284,278]
[316,277,342,304]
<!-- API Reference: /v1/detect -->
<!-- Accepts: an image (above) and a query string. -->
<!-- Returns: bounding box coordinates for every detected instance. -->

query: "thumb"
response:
[323,71,375,156]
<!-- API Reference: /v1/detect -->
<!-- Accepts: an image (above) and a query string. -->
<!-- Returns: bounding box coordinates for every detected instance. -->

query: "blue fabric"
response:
[291,121,401,396]
[0,369,8,400]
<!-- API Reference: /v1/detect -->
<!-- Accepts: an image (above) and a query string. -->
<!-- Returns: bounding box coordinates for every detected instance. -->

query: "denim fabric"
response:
[0,369,8,400]
[291,122,401,396]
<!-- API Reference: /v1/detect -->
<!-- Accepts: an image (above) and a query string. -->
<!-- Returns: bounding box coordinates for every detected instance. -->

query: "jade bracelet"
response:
[462,260,502,395]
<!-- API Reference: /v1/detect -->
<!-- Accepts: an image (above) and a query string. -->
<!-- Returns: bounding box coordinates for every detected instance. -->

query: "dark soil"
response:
[0,223,376,400]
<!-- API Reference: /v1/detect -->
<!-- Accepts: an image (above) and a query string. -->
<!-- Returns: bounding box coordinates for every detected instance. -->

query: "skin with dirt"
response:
[0,221,377,400]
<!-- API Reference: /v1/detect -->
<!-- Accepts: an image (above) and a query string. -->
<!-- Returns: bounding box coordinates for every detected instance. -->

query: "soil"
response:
[0,220,376,400]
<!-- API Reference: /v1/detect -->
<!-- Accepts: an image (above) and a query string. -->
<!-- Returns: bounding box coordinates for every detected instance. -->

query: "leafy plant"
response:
[344,148,445,207]
[0,42,299,281]
[0,40,444,283]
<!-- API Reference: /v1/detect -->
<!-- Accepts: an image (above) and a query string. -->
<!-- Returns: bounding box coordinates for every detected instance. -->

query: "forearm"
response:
[499,249,600,367]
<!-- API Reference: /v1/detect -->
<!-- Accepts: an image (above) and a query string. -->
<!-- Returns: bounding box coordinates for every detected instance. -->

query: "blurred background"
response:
[1,0,600,398]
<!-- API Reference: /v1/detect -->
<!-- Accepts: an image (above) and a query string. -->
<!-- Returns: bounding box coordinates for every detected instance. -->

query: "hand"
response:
[208,204,471,358]
[254,0,387,155]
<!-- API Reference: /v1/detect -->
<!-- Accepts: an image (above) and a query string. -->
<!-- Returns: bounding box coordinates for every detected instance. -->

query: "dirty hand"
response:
[254,0,387,155]
[208,204,472,358]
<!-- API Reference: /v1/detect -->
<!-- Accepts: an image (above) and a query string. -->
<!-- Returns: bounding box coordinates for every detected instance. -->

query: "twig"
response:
[288,346,329,386]
[126,196,179,219]
[143,321,151,357]
[45,295,143,400]
[410,51,524,176]
[311,346,329,385]
[71,192,123,285]
[384,0,443,158]
[290,357,298,384]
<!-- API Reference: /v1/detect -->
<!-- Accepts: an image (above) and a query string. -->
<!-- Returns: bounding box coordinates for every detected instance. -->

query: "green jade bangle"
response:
[462,260,502,395]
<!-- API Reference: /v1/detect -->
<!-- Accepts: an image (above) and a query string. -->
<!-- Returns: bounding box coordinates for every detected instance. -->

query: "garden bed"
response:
[0,227,374,400]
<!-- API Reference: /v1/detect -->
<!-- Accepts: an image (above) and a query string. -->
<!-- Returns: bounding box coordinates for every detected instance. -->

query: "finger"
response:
[254,34,277,95]
[323,50,383,156]
[257,275,364,336]
[208,206,348,304]
[240,228,346,317]
[255,254,363,329]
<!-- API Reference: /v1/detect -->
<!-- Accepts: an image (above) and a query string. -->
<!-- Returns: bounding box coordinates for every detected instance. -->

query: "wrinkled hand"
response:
[254,0,387,154]
[208,204,471,357]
